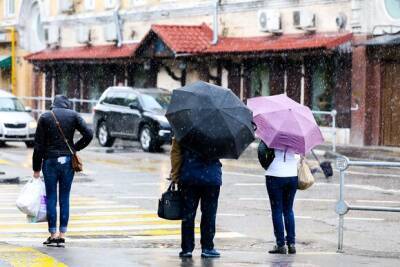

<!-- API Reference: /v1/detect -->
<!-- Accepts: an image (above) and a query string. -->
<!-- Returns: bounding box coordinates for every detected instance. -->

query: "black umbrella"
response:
[166,81,255,159]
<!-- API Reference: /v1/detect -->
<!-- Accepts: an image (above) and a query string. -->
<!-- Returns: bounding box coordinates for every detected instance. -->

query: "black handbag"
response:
[158,183,182,220]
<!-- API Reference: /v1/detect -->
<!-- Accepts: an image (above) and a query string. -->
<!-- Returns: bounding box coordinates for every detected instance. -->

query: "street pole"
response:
[10,27,16,95]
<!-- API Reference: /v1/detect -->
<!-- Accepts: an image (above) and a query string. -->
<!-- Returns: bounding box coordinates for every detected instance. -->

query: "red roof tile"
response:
[25,44,138,61]
[205,32,353,54]
[150,23,213,53]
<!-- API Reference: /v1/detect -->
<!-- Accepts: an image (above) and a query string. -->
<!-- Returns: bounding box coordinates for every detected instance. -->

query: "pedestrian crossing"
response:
[0,184,244,244]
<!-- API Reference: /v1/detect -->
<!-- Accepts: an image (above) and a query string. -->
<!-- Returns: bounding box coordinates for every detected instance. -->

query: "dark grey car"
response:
[93,87,172,152]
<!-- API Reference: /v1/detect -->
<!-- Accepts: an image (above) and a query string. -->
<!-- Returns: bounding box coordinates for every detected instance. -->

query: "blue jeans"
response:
[42,156,74,234]
[180,184,220,252]
[266,176,298,247]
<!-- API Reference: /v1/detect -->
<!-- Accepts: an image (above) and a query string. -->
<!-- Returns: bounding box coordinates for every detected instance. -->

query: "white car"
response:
[0,89,37,147]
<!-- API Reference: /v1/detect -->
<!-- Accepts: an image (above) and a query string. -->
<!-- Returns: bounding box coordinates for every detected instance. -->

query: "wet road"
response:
[0,142,399,266]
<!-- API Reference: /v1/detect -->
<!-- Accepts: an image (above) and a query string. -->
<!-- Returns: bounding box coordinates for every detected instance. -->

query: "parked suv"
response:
[0,89,37,147]
[93,87,172,152]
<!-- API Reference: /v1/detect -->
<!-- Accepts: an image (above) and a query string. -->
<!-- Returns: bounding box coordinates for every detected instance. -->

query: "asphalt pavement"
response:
[0,141,399,266]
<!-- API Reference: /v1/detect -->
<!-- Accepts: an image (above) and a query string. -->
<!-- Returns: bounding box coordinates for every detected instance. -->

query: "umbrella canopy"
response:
[166,81,255,159]
[247,94,324,155]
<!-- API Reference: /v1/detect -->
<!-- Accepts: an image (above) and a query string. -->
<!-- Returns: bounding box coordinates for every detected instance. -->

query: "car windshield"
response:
[0,97,26,112]
[140,93,171,110]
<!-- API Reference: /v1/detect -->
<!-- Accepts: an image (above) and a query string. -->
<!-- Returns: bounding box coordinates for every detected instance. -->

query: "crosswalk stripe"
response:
[0,232,244,243]
[0,187,245,243]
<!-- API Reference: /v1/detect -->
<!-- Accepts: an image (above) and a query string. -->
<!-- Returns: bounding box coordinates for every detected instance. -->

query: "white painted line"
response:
[129,183,162,186]
[344,217,384,221]
[239,197,336,202]
[223,171,262,178]
[239,197,267,201]
[0,205,139,211]
[116,196,159,200]
[334,169,400,178]
[0,210,154,218]
[0,224,184,233]
[356,200,400,204]
[235,183,264,186]
[0,218,163,225]
[83,210,154,216]
[296,198,336,203]
[217,213,246,217]
[295,216,313,219]
[0,232,245,243]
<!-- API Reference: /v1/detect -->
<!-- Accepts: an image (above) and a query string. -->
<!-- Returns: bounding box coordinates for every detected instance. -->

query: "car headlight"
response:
[28,121,37,129]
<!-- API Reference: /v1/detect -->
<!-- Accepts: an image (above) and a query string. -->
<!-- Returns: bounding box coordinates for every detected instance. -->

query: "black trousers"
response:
[180,184,220,252]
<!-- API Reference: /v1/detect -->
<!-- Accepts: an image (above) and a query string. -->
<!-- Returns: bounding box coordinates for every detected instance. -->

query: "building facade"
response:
[11,0,400,146]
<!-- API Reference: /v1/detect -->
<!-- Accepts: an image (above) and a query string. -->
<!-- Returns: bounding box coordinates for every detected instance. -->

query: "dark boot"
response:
[268,245,287,254]
[288,244,296,254]
[56,237,66,247]
[201,249,221,258]
[179,251,192,258]
[43,237,58,247]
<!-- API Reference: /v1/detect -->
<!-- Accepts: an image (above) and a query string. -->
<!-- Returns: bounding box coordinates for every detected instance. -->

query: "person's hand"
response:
[33,171,41,179]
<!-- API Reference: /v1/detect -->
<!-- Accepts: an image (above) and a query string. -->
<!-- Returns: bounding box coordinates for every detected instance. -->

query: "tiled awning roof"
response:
[204,32,353,54]
[25,44,139,62]
[150,23,213,54]
[25,24,353,63]
[134,24,352,56]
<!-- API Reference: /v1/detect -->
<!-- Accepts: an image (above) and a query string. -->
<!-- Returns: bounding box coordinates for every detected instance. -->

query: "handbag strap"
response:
[51,111,75,155]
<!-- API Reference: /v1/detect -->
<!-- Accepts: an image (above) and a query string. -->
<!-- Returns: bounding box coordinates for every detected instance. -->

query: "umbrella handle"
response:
[251,121,258,131]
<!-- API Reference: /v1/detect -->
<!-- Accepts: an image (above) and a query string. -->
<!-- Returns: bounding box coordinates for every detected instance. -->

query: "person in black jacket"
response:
[170,139,222,258]
[32,95,93,247]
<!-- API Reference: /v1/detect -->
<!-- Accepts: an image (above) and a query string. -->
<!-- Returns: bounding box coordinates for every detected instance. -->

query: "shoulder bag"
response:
[297,157,314,190]
[51,111,83,172]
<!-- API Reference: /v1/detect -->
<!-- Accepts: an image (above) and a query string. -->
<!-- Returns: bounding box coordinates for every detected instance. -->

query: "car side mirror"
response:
[129,102,141,110]
[25,106,32,113]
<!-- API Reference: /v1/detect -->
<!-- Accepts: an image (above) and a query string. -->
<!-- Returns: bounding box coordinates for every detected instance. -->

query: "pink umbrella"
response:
[247,94,324,155]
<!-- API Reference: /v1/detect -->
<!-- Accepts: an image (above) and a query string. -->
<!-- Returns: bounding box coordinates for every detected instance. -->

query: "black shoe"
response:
[179,251,192,258]
[268,245,287,254]
[43,237,58,246]
[288,244,296,254]
[56,238,65,247]
[201,249,220,258]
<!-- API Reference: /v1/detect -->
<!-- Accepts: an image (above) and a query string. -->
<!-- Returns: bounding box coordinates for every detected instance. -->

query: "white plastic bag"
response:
[16,179,45,217]
[27,184,47,223]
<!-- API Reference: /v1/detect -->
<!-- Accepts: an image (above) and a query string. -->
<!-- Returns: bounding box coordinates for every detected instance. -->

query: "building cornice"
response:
[40,0,351,26]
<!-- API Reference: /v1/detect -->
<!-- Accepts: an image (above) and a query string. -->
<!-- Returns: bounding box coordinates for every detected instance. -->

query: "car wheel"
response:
[25,141,35,148]
[97,122,115,147]
[140,125,159,152]
[0,141,6,147]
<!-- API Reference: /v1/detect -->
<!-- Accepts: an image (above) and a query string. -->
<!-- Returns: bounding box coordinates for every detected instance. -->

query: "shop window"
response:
[4,0,15,17]
[249,64,270,97]
[310,59,333,126]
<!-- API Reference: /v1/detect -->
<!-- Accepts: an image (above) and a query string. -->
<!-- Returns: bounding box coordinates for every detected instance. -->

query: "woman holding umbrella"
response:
[258,141,299,254]
[248,94,324,255]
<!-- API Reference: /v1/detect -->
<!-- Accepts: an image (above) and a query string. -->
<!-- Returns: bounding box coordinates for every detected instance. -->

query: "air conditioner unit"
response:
[293,10,316,30]
[76,26,91,44]
[60,0,75,13]
[45,26,60,46]
[104,23,117,42]
[258,10,281,33]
